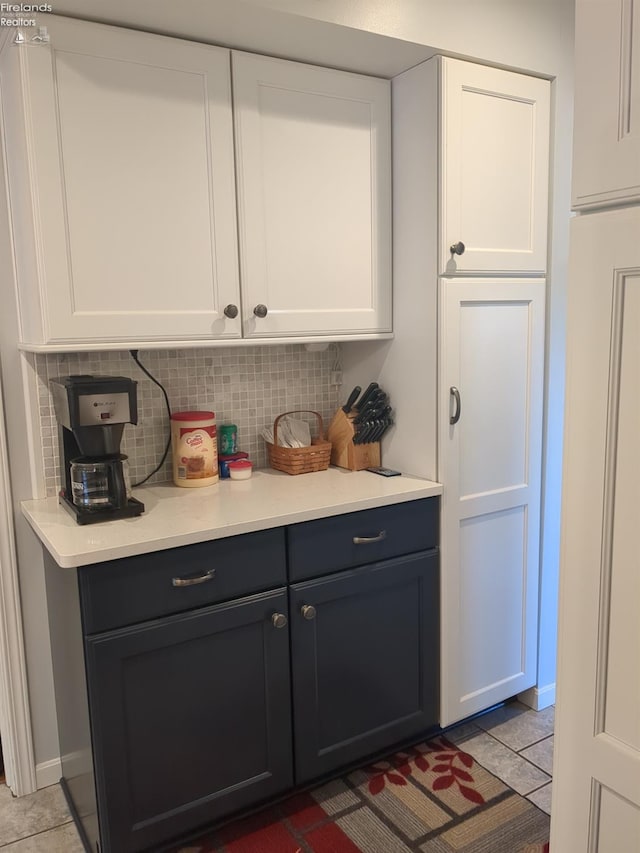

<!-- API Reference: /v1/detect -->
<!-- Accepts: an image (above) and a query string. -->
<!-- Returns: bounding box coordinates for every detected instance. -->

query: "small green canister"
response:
[219,424,238,455]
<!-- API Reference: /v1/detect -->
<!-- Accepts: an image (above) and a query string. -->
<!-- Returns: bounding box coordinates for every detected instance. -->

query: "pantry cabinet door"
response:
[232,52,392,338]
[572,0,640,208]
[3,16,240,344]
[440,59,550,275]
[439,279,545,725]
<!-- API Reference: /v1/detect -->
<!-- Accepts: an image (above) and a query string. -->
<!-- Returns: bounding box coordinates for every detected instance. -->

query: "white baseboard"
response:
[518,683,556,711]
[36,757,62,790]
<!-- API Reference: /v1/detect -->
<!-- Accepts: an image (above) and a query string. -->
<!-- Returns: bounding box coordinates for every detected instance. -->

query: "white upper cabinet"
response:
[572,0,640,208]
[0,18,392,350]
[440,59,550,275]
[232,52,392,338]
[0,17,241,346]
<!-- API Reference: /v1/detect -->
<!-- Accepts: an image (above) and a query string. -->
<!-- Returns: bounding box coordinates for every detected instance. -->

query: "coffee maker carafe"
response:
[50,375,145,524]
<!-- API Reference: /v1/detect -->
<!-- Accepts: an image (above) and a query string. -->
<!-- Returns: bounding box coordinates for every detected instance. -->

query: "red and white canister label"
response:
[176,424,217,480]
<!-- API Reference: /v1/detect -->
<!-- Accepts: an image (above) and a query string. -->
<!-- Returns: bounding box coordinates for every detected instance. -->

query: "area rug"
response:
[173,735,550,852]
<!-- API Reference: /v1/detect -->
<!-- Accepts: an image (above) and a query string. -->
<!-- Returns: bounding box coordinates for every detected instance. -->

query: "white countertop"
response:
[21,468,442,568]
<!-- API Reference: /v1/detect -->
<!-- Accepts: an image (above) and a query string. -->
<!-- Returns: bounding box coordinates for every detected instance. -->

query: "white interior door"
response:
[439,279,545,726]
[232,51,391,338]
[440,59,550,275]
[551,208,640,850]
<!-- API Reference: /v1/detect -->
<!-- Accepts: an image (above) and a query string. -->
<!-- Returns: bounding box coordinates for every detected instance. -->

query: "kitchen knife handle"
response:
[355,382,379,410]
[450,386,461,425]
[342,385,361,413]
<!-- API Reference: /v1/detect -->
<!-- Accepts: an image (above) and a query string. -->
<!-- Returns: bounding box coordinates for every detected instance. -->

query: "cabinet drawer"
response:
[287,498,438,582]
[79,528,286,634]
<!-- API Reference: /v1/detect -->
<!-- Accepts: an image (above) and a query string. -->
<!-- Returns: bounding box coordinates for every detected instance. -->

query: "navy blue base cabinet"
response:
[86,589,292,853]
[43,498,439,853]
[291,552,439,783]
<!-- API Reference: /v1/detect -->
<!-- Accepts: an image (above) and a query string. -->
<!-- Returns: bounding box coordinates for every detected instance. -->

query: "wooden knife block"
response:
[327,409,381,471]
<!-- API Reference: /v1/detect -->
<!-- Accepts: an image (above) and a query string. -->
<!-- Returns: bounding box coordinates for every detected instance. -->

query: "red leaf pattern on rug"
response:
[424,737,486,804]
[458,751,474,768]
[414,754,429,772]
[451,767,473,782]
[368,774,385,795]
[365,745,432,794]
[433,775,455,790]
[458,785,485,804]
[364,737,484,804]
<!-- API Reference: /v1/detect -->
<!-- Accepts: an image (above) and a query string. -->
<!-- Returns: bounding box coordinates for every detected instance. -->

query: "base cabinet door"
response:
[290,552,439,784]
[84,589,292,853]
[439,279,545,726]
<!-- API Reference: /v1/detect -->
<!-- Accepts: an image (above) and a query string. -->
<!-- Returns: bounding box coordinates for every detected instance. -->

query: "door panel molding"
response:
[552,209,640,851]
[439,278,545,725]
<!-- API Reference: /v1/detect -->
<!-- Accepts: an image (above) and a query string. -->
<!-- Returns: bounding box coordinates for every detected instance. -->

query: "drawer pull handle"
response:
[353,530,387,545]
[171,569,215,588]
[272,613,288,629]
[301,604,316,620]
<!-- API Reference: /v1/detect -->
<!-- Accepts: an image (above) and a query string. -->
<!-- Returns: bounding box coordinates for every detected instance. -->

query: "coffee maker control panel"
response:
[77,392,132,425]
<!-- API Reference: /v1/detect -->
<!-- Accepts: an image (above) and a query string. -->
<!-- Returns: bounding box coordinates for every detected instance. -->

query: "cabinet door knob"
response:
[450,241,465,256]
[223,304,238,319]
[301,604,316,620]
[271,612,288,629]
[253,304,268,318]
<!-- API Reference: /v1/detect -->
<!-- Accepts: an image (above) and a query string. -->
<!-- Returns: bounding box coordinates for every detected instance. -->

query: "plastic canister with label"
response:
[219,424,238,455]
[170,411,218,487]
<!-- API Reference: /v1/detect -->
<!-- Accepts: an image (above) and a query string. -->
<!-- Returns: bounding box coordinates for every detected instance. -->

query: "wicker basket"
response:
[265,411,332,475]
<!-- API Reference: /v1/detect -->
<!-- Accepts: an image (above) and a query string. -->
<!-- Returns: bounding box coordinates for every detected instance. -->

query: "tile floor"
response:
[0,701,554,851]
[445,701,554,816]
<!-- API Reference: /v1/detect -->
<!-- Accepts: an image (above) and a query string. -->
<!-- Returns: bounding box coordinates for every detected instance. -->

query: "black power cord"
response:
[129,350,172,487]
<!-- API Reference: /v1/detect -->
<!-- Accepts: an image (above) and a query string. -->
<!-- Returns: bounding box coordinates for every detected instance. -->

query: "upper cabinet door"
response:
[440,59,550,276]
[572,0,640,208]
[2,17,241,344]
[232,52,392,338]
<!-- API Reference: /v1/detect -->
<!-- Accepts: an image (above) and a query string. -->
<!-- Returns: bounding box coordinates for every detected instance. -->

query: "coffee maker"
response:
[50,375,145,524]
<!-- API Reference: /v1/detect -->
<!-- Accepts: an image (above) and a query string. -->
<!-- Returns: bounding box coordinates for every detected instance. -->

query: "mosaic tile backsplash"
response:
[35,345,340,497]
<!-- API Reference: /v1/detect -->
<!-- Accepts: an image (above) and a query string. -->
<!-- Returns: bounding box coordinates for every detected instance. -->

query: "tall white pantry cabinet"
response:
[552,0,640,847]
[391,56,550,726]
